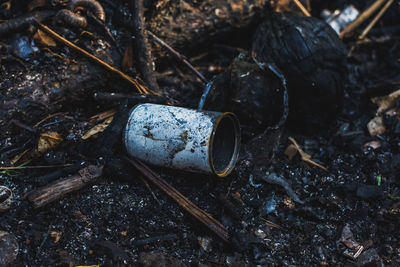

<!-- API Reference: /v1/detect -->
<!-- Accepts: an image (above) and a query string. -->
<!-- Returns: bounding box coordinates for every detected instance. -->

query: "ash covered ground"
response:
[1,0,400,266]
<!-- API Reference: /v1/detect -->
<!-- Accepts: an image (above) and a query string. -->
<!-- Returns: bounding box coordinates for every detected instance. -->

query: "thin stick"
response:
[147,30,208,84]
[0,164,72,170]
[11,120,36,133]
[89,108,117,122]
[339,0,387,39]
[125,157,229,242]
[131,0,160,92]
[138,175,162,205]
[34,112,66,128]
[35,22,153,95]
[306,0,311,11]
[260,217,283,230]
[359,0,394,40]
[292,0,311,17]
[288,137,328,171]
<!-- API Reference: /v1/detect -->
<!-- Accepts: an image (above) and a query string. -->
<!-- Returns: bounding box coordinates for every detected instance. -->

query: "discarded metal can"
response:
[123,104,241,177]
[200,52,289,166]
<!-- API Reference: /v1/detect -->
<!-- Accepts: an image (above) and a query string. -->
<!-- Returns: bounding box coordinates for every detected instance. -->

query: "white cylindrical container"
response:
[123,104,240,177]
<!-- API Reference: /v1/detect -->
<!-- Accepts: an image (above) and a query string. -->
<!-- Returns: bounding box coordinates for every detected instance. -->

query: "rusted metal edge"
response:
[123,104,240,177]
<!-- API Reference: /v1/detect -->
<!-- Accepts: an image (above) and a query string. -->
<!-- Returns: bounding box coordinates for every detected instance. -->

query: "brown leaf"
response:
[367,116,385,136]
[82,116,113,140]
[284,144,298,160]
[50,231,62,243]
[37,132,63,153]
[339,224,364,260]
[33,29,57,47]
[371,89,400,115]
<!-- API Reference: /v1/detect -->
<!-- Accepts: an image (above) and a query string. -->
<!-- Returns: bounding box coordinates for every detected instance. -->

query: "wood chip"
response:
[367,116,386,136]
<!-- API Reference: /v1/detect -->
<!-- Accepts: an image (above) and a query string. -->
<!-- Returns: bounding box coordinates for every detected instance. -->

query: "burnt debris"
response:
[1,0,400,266]
[252,11,347,127]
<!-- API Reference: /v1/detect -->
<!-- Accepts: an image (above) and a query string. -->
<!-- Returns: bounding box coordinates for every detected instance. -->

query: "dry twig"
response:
[35,22,153,95]
[147,30,208,84]
[27,165,103,208]
[34,112,67,128]
[292,0,311,17]
[0,164,72,170]
[359,0,394,40]
[260,217,283,230]
[131,0,160,93]
[288,137,328,171]
[339,0,387,39]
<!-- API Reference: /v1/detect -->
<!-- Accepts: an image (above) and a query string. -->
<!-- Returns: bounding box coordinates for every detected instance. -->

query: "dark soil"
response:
[1,0,400,266]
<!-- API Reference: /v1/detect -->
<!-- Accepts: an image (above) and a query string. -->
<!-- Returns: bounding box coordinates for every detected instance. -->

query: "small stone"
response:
[0,231,19,266]
[283,196,295,209]
[258,198,277,216]
[198,236,213,252]
[357,248,382,266]
[254,229,267,239]
[0,186,13,213]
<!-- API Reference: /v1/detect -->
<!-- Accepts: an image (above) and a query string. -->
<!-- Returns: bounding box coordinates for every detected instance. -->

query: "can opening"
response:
[211,114,240,177]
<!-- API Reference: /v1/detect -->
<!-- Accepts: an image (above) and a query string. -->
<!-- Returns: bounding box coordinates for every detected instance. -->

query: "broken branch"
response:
[34,22,152,95]
[131,0,160,93]
[339,0,387,39]
[288,137,328,171]
[147,30,208,84]
[27,165,103,208]
[359,0,395,40]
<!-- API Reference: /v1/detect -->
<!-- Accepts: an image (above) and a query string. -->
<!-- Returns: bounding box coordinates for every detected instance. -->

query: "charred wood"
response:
[27,165,103,208]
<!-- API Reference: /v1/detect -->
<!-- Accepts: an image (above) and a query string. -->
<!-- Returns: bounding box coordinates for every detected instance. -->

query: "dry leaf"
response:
[284,143,298,160]
[50,231,62,243]
[340,224,361,250]
[288,137,328,171]
[339,224,365,260]
[367,116,385,136]
[82,116,113,140]
[33,29,57,47]
[37,132,63,153]
[75,210,87,221]
[283,196,295,209]
[366,89,400,136]
[371,89,400,115]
